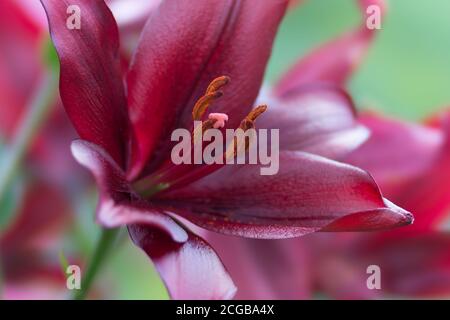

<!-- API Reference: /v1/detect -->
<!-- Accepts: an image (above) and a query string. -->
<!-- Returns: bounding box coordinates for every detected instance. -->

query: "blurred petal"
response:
[155,151,412,239]
[126,0,288,178]
[0,182,72,252]
[41,0,129,167]
[0,0,44,138]
[0,182,71,300]
[314,252,380,299]
[346,112,444,189]
[107,0,159,31]
[346,112,450,230]
[129,224,236,300]
[3,266,67,300]
[206,232,312,299]
[275,0,386,96]
[106,0,161,62]
[356,232,450,297]
[258,85,369,160]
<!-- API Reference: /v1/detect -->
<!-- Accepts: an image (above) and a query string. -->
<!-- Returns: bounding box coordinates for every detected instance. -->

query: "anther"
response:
[192,91,223,121]
[192,76,231,121]
[206,76,230,95]
[225,105,268,160]
[245,105,267,122]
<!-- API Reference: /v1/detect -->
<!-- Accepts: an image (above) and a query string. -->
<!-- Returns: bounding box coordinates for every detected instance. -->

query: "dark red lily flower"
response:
[41,0,411,299]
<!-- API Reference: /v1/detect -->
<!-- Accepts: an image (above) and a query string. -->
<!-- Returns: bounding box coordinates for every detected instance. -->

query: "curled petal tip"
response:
[383,198,414,227]
[70,140,94,169]
[322,198,414,233]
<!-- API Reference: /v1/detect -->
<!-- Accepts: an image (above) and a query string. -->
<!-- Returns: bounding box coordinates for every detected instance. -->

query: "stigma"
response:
[208,113,229,129]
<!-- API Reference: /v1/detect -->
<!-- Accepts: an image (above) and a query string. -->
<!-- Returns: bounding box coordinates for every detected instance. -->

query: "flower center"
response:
[134,76,267,197]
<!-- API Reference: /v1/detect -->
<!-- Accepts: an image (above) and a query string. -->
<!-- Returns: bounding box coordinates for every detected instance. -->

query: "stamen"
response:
[135,98,268,197]
[208,113,229,129]
[244,105,268,122]
[206,76,230,95]
[190,77,267,163]
[192,91,223,121]
[192,76,231,121]
[238,105,268,131]
[225,105,268,160]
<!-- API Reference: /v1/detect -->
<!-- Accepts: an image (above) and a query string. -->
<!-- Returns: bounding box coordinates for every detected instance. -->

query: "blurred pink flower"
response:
[0,0,167,300]
[0,0,79,184]
[1,182,73,300]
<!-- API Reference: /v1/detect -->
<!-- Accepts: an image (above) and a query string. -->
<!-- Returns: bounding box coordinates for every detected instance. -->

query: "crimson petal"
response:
[154,151,413,239]
[346,112,445,197]
[390,113,450,231]
[126,0,288,178]
[275,0,386,97]
[129,224,236,300]
[41,0,129,167]
[258,85,369,160]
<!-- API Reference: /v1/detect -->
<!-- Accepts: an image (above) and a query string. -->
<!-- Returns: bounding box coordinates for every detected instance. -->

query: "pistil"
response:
[134,76,268,197]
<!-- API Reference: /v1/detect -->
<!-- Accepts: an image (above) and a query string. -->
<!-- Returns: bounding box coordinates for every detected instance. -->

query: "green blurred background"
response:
[77,0,450,299]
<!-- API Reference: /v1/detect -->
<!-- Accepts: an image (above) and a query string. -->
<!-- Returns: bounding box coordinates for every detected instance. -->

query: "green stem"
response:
[73,228,121,300]
[0,72,58,204]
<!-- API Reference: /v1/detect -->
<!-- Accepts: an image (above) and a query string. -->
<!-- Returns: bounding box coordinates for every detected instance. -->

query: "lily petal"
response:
[346,112,450,231]
[275,0,386,97]
[258,85,369,160]
[129,224,237,300]
[126,0,289,178]
[346,112,445,197]
[155,151,413,239]
[41,0,129,167]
